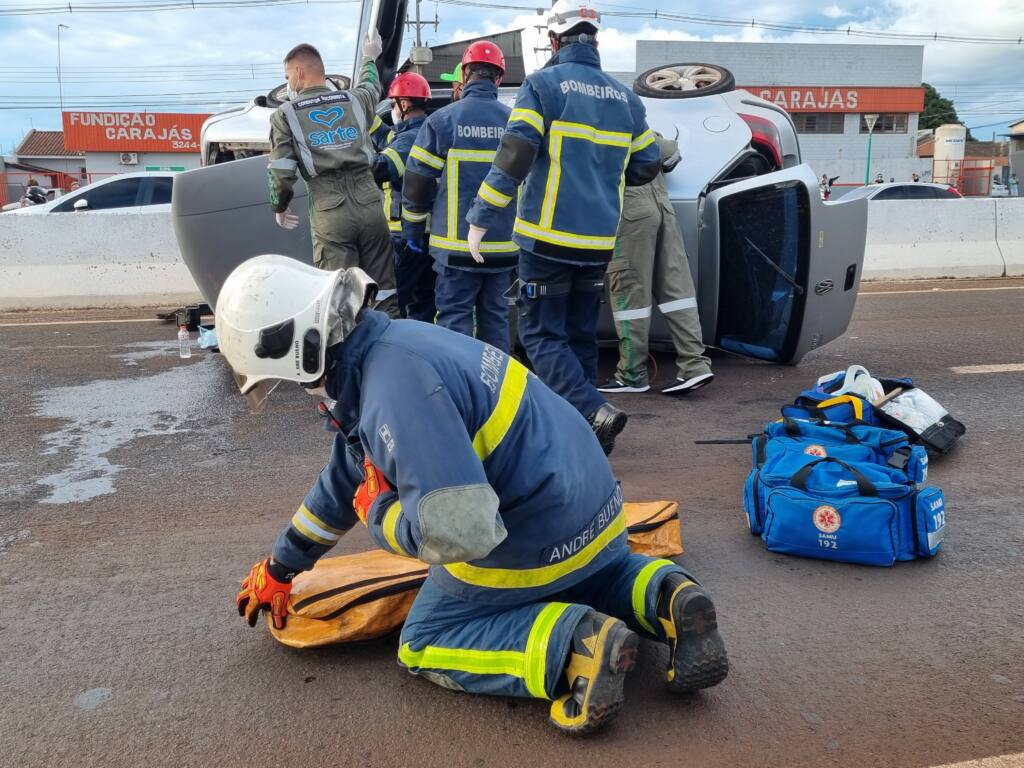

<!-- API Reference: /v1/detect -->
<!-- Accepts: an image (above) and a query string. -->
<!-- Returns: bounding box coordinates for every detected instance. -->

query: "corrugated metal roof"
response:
[15,129,83,158]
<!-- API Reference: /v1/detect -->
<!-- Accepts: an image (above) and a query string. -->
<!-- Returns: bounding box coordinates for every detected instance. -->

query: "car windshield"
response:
[715,181,810,362]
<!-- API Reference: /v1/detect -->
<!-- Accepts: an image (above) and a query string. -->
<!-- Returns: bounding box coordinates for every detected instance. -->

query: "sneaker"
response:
[597,378,650,394]
[549,612,639,735]
[661,372,714,396]
[657,573,729,693]
[586,402,628,456]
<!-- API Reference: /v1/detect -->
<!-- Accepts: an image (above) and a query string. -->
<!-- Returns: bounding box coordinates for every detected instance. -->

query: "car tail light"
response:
[738,113,783,170]
[947,186,963,198]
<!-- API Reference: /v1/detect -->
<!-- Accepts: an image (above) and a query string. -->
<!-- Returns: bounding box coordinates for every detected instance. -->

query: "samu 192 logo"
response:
[804,444,827,457]
[813,504,841,533]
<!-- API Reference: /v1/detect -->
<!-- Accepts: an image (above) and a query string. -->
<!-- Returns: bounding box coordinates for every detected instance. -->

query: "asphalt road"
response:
[1,279,1022,768]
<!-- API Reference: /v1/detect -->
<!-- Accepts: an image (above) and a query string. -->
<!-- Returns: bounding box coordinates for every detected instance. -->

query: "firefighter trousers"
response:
[516,251,606,419]
[398,552,687,699]
[606,202,711,386]
[434,264,513,353]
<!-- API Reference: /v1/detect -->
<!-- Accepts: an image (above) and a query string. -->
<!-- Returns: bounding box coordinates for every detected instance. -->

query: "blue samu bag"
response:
[744,421,945,566]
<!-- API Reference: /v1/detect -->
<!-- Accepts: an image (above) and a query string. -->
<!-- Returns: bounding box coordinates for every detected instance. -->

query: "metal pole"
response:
[57,24,69,115]
[864,131,873,184]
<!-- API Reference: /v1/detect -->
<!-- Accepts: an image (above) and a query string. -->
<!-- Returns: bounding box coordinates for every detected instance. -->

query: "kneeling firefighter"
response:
[223,255,728,735]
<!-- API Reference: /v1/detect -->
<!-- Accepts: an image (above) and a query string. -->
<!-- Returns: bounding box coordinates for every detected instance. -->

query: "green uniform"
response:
[267,57,399,316]
[606,138,711,386]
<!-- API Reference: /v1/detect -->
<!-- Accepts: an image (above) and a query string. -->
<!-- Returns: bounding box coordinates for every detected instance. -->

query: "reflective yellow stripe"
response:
[382,146,406,176]
[290,504,342,546]
[382,500,409,557]
[630,129,655,154]
[399,643,525,678]
[524,602,571,699]
[509,108,545,136]
[631,559,676,635]
[539,132,562,228]
[818,395,864,421]
[478,182,512,208]
[409,145,445,170]
[428,234,518,253]
[472,359,529,460]
[402,207,429,223]
[370,115,383,132]
[552,120,631,147]
[388,219,402,232]
[444,510,626,589]
[513,218,616,250]
[448,148,496,162]
[447,155,459,242]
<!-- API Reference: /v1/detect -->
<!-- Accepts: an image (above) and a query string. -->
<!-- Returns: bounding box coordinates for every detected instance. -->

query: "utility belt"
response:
[511,273,606,300]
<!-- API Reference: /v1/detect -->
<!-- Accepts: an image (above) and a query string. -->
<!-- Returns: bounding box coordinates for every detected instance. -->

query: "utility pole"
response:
[57,24,70,116]
[405,0,437,74]
[863,113,879,185]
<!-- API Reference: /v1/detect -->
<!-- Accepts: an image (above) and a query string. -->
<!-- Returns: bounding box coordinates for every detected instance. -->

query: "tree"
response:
[920,83,973,139]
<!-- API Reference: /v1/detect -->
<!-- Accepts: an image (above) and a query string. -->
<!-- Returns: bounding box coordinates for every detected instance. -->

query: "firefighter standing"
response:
[372,72,434,321]
[599,134,714,397]
[402,42,516,351]
[466,1,662,455]
[267,32,399,316]
[221,254,729,736]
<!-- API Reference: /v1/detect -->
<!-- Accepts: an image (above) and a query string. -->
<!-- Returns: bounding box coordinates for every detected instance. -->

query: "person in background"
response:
[267,33,399,317]
[911,172,920,183]
[874,173,885,185]
[600,134,713,397]
[372,72,433,321]
[402,42,516,350]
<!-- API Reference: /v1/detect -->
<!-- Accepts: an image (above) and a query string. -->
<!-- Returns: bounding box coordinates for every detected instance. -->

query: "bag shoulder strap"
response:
[790,457,877,496]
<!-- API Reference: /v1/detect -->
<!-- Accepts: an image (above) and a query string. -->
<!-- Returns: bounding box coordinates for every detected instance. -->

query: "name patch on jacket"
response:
[559,80,628,102]
[294,92,352,109]
[457,125,505,140]
[542,485,623,563]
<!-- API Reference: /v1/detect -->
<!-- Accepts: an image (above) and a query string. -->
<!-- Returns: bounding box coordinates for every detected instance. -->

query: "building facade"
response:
[634,41,931,191]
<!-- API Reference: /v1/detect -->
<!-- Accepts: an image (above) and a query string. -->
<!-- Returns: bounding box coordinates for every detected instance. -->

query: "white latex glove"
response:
[275,209,299,230]
[467,225,487,264]
[363,28,383,60]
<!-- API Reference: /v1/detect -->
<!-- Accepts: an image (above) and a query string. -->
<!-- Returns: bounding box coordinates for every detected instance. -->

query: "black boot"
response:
[587,402,628,456]
[548,611,638,735]
[656,573,729,693]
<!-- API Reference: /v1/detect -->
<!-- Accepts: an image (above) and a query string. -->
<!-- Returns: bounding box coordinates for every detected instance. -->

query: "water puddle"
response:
[32,354,221,504]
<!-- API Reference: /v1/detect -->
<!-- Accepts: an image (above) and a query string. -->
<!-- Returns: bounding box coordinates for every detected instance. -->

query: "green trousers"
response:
[606,187,710,386]
[309,172,400,319]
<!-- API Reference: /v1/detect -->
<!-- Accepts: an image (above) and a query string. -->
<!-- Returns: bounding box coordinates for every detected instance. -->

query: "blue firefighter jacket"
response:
[466,44,662,266]
[402,80,517,272]
[272,311,626,605]
[372,115,425,233]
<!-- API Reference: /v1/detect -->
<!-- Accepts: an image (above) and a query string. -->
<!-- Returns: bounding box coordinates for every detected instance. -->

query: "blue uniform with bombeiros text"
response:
[466,44,663,419]
[402,80,516,351]
[271,311,686,699]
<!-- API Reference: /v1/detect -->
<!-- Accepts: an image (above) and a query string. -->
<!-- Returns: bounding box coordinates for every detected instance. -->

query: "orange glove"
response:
[353,455,392,525]
[236,558,292,630]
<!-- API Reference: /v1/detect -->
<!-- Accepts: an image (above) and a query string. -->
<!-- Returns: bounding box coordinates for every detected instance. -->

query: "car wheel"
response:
[266,74,351,107]
[633,63,735,99]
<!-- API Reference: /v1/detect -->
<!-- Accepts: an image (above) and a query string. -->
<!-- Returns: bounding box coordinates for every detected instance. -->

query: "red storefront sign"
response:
[739,86,925,113]
[62,112,211,152]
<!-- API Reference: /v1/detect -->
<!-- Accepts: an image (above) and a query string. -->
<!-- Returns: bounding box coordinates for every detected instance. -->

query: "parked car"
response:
[7,171,175,215]
[990,178,1010,198]
[172,1,867,365]
[841,182,963,201]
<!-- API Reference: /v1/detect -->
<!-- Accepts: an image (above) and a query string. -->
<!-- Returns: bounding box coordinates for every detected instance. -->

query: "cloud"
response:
[822,5,850,18]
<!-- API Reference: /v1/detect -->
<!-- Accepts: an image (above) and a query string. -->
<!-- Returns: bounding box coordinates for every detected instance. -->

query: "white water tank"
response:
[933,124,966,184]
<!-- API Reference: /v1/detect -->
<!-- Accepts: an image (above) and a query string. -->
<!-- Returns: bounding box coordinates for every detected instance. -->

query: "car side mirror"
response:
[73,198,89,211]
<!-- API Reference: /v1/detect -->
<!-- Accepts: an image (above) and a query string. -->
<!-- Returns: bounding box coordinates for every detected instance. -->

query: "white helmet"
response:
[547,0,601,37]
[215,254,377,406]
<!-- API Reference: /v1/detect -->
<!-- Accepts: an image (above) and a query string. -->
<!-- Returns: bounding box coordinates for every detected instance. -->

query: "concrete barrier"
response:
[996,198,1024,277]
[0,211,200,310]
[862,199,1006,280]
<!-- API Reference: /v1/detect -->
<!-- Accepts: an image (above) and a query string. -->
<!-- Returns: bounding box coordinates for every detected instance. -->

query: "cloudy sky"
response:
[0,0,1021,153]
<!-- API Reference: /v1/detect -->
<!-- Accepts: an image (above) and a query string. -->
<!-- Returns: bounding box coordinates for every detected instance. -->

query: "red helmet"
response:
[461,40,505,78]
[388,72,431,100]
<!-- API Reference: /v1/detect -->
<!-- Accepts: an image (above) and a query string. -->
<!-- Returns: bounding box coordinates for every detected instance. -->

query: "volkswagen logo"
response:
[814,279,834,295]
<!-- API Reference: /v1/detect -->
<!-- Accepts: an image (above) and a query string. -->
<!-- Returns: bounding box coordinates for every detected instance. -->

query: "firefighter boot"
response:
[549,611,639,735]
[587,402,628,456]
[657,573,729,693]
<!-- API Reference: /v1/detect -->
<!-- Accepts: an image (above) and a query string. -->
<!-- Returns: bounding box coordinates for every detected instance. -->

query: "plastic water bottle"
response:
[177,325,192,359]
